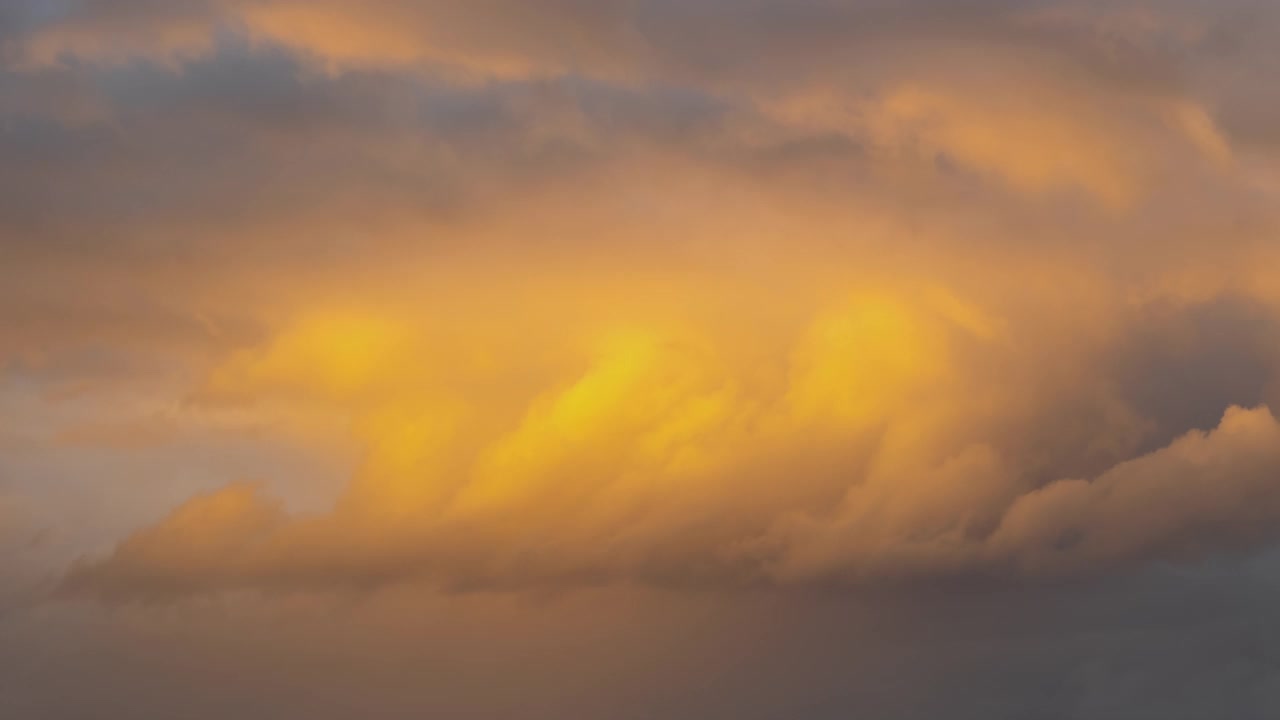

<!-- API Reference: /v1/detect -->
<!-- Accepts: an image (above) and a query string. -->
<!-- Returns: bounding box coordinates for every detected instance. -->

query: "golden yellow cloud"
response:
[62,268,1280,596]
[11,0,1280,601]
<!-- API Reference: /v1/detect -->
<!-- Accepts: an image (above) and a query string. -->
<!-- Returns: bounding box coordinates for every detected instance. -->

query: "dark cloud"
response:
[7,572,1280,719]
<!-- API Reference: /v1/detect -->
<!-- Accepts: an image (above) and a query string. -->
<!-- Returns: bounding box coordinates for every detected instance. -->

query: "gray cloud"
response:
[7,570,1280,719]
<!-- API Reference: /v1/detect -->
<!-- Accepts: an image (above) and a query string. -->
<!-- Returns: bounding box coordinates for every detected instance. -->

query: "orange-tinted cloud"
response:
[60,284,1280,595]
[3,0,1280,600]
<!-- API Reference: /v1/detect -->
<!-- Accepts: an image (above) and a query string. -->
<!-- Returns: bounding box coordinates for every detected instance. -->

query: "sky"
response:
[3,0,1280,717]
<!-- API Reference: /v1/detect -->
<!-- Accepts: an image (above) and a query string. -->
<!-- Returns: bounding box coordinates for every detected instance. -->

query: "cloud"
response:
[61,283,1280,595]
[0,0,1278,602]
[10,568,1280,719]
[7,2,1280,719]
[991,405,1280,574]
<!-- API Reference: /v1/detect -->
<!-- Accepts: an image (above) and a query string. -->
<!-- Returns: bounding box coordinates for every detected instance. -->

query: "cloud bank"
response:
[1,0,1279,598]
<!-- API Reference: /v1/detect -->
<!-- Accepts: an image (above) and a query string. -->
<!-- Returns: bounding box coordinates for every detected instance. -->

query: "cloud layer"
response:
[2,0,1280,599]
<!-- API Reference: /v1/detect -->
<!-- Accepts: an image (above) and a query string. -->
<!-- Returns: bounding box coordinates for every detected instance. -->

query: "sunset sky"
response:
[4,1,1280,718]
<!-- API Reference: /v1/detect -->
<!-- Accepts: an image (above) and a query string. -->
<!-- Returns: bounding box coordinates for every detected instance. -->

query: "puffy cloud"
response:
[992,406,1280,572]
[0,0,1278,601]
[60,282,1280,594]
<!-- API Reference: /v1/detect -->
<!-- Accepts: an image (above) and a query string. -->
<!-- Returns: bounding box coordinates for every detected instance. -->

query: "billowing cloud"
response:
[60,285,1280,595]
[9,2,1280,718]
[0,0,1278,603]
